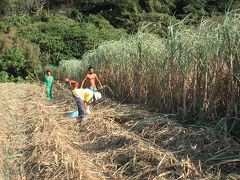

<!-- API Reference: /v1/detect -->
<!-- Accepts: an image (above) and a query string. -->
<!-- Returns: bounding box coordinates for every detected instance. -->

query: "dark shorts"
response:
[89,86,97,92]
[75,97,85,118]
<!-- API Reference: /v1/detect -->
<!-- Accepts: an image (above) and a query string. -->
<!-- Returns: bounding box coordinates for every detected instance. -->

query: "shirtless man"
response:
[81,66,103,91]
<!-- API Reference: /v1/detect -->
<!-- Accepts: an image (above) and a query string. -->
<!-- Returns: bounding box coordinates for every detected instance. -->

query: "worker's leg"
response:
[49,86,53,99]
[75,97,85,119]
[46,86,53,100]
[86,105,91,114]
[46,87,51,99]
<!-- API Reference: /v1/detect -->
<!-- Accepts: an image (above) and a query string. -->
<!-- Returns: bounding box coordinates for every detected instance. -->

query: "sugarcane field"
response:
[0,82,239,179]
[0,0,240,179]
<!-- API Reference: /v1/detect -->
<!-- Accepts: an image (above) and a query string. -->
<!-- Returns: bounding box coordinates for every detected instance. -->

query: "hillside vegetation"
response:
[0,1,240,131]
[0,0,240,81]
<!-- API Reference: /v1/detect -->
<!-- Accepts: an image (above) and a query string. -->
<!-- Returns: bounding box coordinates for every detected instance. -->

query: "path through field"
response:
[0,83,240,179]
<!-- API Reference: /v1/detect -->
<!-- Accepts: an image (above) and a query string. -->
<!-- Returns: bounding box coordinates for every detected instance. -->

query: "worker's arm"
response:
[81,76,88,88]
[69,80,76,89]
[95,74,103,89]
[69,80,73,87]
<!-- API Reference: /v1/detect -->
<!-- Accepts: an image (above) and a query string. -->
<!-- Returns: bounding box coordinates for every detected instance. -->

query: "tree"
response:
[0,0,9,16]
[0,47,27,77]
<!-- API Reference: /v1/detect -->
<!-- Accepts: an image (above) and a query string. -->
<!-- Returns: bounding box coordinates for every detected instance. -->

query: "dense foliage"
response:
[0,0,239,82]
[0,14,124,81]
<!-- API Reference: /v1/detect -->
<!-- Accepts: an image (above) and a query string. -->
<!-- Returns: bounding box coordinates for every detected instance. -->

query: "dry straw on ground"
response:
[0,83,239,179]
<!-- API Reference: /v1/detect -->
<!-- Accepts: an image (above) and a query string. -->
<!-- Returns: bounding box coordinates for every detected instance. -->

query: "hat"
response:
[94,92,102,101]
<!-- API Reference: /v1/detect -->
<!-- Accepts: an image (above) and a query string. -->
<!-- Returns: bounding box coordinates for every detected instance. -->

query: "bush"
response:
[0,71,10,82]
[0,14,124,81]
[0,0,9,16]
[0,27,42,81]
[19,16,124,64]
[69,8,83,21]
[86,14,113,29]
[0,47,27,75]
[0,47,28,82]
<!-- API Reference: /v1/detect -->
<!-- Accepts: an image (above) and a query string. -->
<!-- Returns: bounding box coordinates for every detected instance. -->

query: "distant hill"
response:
[1,0,240,28]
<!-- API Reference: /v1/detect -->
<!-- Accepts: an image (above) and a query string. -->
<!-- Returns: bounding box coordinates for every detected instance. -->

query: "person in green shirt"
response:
[43,70,55,100]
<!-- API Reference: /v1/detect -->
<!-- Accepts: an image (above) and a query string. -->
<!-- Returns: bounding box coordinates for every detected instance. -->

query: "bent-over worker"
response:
[64,78,79,90]
[72,88,102,122]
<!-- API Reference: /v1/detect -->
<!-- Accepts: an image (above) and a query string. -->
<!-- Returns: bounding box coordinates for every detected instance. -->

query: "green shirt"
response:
[44,75,54,87]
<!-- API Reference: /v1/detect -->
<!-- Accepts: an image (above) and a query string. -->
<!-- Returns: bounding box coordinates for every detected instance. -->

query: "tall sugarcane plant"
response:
[59,12,240,132]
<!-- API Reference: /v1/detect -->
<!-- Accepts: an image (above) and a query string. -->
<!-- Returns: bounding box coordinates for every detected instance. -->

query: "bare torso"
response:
[87,73,97,87]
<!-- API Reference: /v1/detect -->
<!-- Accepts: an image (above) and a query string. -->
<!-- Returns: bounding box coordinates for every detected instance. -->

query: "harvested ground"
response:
[0,83,239,179]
